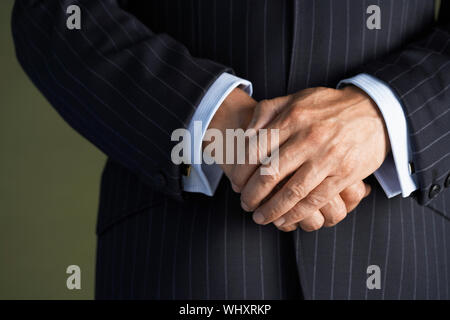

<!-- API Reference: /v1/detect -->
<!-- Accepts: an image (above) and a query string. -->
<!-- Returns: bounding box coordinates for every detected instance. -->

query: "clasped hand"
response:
[209,86,390,232]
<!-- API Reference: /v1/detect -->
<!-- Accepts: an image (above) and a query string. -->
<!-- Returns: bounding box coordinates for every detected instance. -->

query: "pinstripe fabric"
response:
[12,0,450,299]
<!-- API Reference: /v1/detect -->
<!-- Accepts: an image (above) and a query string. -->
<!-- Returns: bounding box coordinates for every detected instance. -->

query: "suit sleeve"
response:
[361,0,450,205]
[11,0,231,200]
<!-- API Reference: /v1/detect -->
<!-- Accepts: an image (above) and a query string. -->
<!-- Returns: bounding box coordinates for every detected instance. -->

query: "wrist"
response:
[343,85,391,155]
[203,87,256,174]
[207,87,256,133]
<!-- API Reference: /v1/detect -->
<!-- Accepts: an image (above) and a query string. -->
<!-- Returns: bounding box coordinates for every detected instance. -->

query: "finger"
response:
[276,223,299,233]
[275,176,347,227]
[298,211,325,232]
[340,181,371,213]
[239,136,311,211]
[251,160,330,224]
[320,195,347,227]
[230,113,293,194]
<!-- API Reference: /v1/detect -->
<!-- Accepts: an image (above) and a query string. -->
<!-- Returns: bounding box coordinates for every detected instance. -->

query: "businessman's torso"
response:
[95,0,450,299]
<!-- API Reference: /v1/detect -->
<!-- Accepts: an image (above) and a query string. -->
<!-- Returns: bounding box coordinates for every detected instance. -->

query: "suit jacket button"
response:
[429,184,441,199]
[445,174,450,188]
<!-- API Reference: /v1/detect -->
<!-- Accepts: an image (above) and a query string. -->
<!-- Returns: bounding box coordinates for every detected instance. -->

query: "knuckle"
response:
[288,206,308,222]
[278,225,297,233]
[264,206,281,222]
[308,125,327,144]
[348,189,361,202]
[340,162,354,177]
[287,103,306,121]
[344,183,365,204]
[306,193,326,208]
[301,220,324,232]
[240,191,258,211]
[285,183,307,202]
[327,210,346,226]
[259,99,272,110]
[348,191,362,205]
[355,183,366,200]
[327,143,346,160]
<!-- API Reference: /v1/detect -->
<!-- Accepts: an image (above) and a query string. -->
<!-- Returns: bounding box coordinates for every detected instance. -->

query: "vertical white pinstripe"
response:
[431,209,441,299]
[242,0,249,300]
[330,227,337,300]
[422,206,430,299]
[118,174,130,299]
[347,210,357,300]
[277,232,282,299]
[103,170,116,296]
[384,0,394,53]
[229,0,233,66]
[399,0,408,45]
[129,182,143,298]
[241,207,247,300]
[287,0,300,92]
[224,185,229,299]
[156,197,167,299]
[373,0,380,59]
[213,0,217,60]
[344,0,350,74]
[142,198,154,298]
[409,200,418,299]
[206,200,212,300]
[361,0,367,64]
[311,230,319,299]
[411,0,418,35]
[281,0,286,90]
[365,192,376,300]
[382,198,391,300]
[263,0,268,97]
[258,225,265,299]
[325,0,333,85]
[171,205,182,300]
[110,169,122,297]
[441,197,449,299]
[397,199,405,300]
[188,201,198,299]
[305,1,315,86]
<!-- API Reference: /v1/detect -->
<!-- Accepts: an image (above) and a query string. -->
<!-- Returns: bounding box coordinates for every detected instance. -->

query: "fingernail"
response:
[273,217,285,227]
[252,211,265,224]
[241,201,251,212]
[231,183,241,193]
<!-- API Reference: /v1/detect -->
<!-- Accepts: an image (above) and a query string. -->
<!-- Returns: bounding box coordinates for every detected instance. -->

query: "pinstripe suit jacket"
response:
[12,0,450,299]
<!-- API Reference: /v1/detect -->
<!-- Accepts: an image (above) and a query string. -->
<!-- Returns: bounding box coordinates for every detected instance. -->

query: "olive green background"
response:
[0,0,105,299]
[0,0,442,300]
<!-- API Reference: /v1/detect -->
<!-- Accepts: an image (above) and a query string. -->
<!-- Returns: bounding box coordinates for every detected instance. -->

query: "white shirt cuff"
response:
[183,72,253,196]
[338,73,418,198]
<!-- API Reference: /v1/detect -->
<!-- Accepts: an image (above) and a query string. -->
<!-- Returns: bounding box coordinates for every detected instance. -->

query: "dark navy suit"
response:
[12,0,450,299]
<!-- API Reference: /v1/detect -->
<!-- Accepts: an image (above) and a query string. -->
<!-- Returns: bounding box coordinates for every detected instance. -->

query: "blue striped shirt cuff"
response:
[183,73,253,196]
[338,73,418,198]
